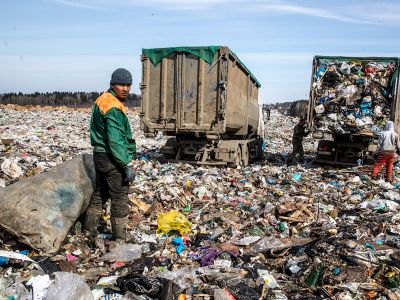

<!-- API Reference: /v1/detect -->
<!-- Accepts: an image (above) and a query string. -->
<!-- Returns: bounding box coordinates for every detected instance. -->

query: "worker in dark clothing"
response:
[287,117,309,164]
[266,108,271,120]
[84,68,136,242]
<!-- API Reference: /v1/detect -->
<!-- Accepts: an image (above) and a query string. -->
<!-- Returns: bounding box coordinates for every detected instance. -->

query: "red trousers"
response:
[372,151,395,180]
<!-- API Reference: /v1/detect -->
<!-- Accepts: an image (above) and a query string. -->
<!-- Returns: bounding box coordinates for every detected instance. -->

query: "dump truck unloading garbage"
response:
[307,55,400,166]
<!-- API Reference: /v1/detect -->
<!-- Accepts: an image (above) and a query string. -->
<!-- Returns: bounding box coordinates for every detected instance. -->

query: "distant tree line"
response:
[0,92,141,108]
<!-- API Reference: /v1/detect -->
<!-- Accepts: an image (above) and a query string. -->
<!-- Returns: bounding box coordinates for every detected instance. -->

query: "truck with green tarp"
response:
[307,55,400,166]
[140,46,264,166]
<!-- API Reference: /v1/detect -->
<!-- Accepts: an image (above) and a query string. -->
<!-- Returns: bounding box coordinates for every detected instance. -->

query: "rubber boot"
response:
[83,210,101,236]
[111,216,133,243]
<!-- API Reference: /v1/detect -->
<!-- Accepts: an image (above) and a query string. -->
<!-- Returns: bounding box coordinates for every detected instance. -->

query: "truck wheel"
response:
[162,138,177,159]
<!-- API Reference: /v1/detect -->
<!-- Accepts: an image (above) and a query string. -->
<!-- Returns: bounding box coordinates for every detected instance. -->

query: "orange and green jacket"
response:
[90,88,136,166]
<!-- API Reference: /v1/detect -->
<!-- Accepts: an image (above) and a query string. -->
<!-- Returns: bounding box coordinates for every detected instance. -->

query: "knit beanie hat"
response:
[110,68,132,85]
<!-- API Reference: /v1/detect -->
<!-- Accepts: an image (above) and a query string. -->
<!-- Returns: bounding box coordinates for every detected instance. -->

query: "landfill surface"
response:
[2,104,400,299]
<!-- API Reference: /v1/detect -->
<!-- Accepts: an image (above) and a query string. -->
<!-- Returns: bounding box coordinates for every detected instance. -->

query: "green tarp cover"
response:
[143,46,220,66]
[142,46,261,87]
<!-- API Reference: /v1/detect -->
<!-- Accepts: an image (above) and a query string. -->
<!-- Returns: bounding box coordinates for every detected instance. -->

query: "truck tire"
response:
[162,138,177,159]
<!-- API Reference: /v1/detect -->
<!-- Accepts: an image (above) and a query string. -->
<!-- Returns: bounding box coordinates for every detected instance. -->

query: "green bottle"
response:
[306,267,322,286]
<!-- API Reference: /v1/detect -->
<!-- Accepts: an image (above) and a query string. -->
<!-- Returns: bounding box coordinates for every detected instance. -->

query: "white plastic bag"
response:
[315,104,325,114]
[46,272,93,300]
[100,244,142,262]
[26,275,51,300]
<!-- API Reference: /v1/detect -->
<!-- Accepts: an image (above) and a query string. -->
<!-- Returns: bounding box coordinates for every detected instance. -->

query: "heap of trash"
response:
[312,57,398,135]
[2,105,400,299]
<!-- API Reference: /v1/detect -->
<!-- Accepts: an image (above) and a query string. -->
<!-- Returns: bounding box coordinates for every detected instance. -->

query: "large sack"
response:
[0,154,95,253]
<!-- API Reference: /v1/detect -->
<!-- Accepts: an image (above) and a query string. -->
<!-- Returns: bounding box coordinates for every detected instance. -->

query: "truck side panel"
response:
[226,59,249,135]
[181,54,199,128]
[249,78,260,133]
[225,58,260,136]
[141,46,260,138]
[141,52,221,133]
[201,55,220,129]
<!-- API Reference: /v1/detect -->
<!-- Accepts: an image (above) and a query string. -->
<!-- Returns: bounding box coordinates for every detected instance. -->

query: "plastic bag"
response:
[316,67,326,78]
[5,282,29,300]
[340,62,354,75]
[292,172,301,181]
[26,275,51,300]
[156,267,197,290]
[1,158,23,178]
[0,154,95,253]
[46,272,93,300]
[100,243,142,262]
[245,236,287,255]
[157,210,192,235]
[343,85,357,97]
[315,104,325,114]
[374,106,383,117]
[358,199,399,211]
[172,237,185,254]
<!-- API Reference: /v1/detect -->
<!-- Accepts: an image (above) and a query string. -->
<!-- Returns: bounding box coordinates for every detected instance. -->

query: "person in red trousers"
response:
[371,121,400,183]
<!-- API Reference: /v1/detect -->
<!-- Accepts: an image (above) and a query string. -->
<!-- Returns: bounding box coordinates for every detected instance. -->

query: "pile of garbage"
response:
[312,58,398,135]
[0,104,164,187]
[2,105,400,299]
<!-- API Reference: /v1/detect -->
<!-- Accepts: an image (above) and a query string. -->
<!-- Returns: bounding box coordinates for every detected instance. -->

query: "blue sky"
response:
[0,0,399,103]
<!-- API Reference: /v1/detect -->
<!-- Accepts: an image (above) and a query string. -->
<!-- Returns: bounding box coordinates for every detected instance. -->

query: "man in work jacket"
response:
[84,68,136,242]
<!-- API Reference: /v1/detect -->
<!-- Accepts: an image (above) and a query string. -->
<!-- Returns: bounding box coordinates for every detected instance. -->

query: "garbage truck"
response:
[140,46,264,166]
[307,55,400,166]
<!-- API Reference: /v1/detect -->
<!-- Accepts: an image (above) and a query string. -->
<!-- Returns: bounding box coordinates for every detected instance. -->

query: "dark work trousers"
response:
[86,152,129,218]
[288,140,304,162]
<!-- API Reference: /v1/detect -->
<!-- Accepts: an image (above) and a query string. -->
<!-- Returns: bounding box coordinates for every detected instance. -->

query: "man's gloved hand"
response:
[123,166,136,183]
[373,153,378,160]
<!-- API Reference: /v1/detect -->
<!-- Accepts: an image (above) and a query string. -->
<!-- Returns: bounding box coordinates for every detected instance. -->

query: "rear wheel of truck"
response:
[161,138,178,159]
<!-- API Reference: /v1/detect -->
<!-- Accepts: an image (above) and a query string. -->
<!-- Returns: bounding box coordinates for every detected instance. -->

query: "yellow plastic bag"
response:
[157,210,192,236]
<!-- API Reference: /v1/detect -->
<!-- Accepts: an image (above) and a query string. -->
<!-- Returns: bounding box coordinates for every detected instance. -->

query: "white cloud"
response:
[48,0,400,25]
[51,0,238,10]
[344,3,400,25]
[53,0,107,11]
[255,3,374,24]
[128,0,234,10]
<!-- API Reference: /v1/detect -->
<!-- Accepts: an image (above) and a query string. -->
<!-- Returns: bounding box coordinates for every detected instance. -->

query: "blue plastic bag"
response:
[172,237,185,254]
[292,172,302,181]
